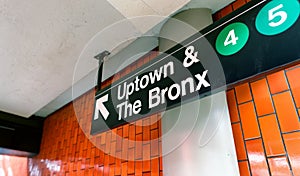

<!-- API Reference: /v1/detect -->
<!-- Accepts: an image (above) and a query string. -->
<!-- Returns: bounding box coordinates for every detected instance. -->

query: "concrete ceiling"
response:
[0,0,127,117]
[0,0,234,118]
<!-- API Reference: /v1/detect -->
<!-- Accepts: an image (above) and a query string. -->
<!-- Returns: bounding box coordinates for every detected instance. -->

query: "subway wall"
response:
[215,0,300,175]
[29,52,163,176]
[227,66,300,176]
[29,0,300,175]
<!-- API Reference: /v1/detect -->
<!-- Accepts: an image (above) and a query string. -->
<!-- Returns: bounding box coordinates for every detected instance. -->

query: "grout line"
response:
[282,129,300,135]
[230,3,234,13]
[265,77,295,176]
[231,121,241,125]
[238,159,249,162]
[271,89,291,96]
[267,154,287,159]
[248,83,272,175]
[283,70,300,123]
[244,136,261,141]
[257,112,275,119]
[237,99,253,106]
[233,89,252,176]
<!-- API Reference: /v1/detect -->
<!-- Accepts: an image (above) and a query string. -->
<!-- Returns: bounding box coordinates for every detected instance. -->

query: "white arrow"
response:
[94,94,110,120]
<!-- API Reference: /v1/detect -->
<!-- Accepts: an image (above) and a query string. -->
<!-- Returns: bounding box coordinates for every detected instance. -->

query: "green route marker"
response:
[256,0,300,36]
[216,22,250,56]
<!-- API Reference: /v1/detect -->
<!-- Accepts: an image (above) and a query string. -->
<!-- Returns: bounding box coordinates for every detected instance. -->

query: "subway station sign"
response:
[91,0,300,134]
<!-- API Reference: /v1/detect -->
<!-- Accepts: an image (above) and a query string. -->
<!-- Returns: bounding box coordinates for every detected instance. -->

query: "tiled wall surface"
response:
[29,0,300,175]
[212,0,251,21]
[29,52,163,176]
[29,64,300,176]
[227,66,300,176]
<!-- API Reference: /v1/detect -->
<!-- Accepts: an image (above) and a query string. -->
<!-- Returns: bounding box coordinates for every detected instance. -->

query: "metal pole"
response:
[94,50,110,91]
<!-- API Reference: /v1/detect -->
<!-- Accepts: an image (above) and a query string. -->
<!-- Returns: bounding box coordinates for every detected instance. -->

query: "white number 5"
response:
[268,4,287,27]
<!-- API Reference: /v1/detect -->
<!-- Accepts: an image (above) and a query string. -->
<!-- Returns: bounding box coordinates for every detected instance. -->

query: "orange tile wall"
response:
[218,1,300,176]
[29,52,163,176]
[227,66,300,175]
[29,0,300,175]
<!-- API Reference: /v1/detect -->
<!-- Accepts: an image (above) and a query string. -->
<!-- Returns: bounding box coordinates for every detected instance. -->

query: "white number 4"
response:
[268,4,287,27]
[224,29,238,46]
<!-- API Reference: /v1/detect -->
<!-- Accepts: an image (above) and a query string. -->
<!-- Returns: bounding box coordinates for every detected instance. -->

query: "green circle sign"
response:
[256,0,300,36]
[216,22,249,56]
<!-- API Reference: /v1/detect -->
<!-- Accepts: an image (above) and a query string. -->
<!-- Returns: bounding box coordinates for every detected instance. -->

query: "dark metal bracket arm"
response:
[94,50,110,91]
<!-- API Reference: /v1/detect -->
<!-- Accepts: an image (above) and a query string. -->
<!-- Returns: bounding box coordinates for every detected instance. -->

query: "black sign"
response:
[91,0,300,134]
